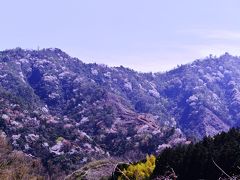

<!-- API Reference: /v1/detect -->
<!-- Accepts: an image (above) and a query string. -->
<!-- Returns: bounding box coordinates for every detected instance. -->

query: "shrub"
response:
[118,155,156,180]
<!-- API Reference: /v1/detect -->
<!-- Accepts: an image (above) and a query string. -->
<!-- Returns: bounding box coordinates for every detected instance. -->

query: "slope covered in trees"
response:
[0,132,46,179]
[152,128,240,179]
[112,128,240,179]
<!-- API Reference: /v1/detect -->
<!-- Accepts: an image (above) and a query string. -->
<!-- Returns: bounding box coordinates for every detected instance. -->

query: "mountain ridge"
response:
[0,47,240,177]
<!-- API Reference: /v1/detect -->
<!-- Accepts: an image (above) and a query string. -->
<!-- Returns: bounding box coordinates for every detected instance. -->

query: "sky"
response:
[1,0,240,72]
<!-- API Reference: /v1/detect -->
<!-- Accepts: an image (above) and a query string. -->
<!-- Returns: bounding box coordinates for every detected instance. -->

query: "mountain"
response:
[0,48,240,177]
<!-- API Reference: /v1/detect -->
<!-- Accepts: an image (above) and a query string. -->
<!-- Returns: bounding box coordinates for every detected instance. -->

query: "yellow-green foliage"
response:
[56,136,64,143]
[118,155,156,180]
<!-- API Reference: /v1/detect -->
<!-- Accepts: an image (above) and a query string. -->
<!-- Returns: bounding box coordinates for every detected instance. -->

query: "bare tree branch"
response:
[212,158,233,179]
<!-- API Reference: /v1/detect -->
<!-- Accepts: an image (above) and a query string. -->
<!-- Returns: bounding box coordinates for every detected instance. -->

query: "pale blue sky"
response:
[1,0,240,72]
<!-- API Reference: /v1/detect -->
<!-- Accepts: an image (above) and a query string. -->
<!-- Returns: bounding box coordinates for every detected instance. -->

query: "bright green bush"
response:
[118,155,156,180]
[56,136,64,143]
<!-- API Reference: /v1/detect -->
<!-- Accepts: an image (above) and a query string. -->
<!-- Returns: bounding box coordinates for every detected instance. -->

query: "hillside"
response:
[112,128,240,180]
[0,48,240,177]
[152,128,240,179]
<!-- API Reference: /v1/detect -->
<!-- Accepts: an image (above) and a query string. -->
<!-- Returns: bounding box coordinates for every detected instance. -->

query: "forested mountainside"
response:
[0,48,240,177]
[112,128,240,180]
